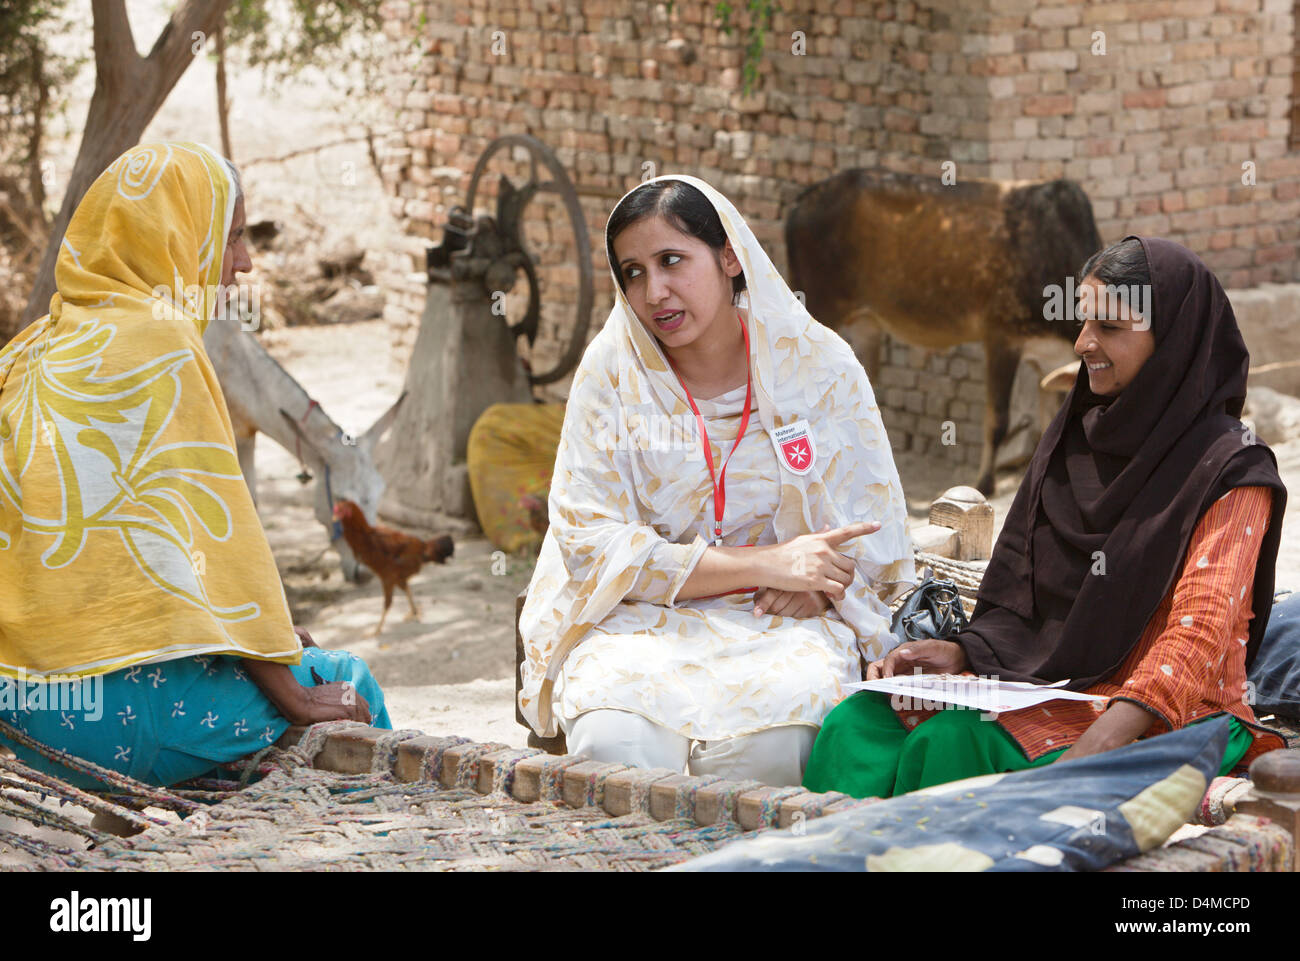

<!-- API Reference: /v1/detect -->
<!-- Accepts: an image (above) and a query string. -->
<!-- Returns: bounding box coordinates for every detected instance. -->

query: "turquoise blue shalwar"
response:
[0,647,390,790]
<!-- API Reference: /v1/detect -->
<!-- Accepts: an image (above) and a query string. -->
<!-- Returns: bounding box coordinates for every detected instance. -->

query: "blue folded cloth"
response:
[669,715,1230,872]
[1249,591,1300,719]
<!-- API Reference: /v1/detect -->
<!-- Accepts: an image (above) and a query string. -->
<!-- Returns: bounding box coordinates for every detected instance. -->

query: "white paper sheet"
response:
[842,673,1108,714]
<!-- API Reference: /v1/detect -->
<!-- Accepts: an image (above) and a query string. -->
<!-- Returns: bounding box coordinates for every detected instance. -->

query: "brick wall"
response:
[375,0,1300,467]
[981,0,1299,285]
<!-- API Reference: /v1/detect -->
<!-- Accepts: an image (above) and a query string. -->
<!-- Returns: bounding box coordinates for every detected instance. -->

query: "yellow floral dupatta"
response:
[0,142,301,679]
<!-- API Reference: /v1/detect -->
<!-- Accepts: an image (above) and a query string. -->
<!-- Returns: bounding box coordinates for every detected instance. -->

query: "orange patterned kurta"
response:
[897,485,1285,767]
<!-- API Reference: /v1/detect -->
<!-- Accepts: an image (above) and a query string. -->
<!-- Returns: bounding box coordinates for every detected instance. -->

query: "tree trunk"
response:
[28,39,48,221]
[20,0,233,328]
[215,20,232,160]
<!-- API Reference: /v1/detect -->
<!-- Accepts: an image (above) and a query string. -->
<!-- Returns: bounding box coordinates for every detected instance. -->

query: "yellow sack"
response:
[467,402,565,554]
[0,142,301,679]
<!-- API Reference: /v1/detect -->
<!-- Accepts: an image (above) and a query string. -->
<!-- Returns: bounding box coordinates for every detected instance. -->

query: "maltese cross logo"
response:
[776,422,816,476]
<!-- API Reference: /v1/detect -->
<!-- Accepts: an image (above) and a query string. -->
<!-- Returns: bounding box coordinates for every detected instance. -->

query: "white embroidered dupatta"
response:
[519,175,914,737]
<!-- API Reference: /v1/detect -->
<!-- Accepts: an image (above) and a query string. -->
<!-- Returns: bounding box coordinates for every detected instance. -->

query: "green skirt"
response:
[802,692,1253,799]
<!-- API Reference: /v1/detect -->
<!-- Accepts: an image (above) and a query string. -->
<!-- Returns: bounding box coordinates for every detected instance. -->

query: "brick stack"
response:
[375,0,1299,464]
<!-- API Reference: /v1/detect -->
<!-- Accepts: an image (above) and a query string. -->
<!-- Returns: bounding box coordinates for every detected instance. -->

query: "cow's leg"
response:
[976,336,1023,496]
[235,431,258,506]
[837,308,885,385]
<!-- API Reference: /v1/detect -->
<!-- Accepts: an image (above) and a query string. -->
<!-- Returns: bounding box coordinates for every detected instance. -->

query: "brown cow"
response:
[785,168,1102,494]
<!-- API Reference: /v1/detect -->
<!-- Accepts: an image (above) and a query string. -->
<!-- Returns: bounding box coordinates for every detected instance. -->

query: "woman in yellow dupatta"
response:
[0,142,388,790]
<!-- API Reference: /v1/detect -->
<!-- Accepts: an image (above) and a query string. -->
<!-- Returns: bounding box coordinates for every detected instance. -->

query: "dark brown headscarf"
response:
[959,237,1287,689]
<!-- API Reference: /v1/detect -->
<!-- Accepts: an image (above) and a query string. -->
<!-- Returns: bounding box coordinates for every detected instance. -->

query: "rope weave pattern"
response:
[416,736,472,783]
[6,762,756,871]
[713,779,762,823]
[0,717,196,818]
[538,755,587,800]
[1107,814,1293,873]
[581,763,631,807]
[371,729,424,774]
[5,720,1285,873]
[624,768,678,813]
[756,786,806,827]
[781,789,849,820]
[486,748,542,796]
[673,775,725,820]
[451,742,510,789]
[295,720,368,762]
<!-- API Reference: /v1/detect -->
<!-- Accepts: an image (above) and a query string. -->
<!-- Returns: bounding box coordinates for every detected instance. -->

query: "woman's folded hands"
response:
[746,522,883,619]
[678,520,882,609]
[755,521,881,601]
[752,587,831,618]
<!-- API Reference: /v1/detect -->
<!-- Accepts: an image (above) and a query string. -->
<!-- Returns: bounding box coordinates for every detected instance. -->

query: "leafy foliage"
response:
[0,0,85,340]
[223,0,386,98]
[714,0,776,95]
[0,0,84,222]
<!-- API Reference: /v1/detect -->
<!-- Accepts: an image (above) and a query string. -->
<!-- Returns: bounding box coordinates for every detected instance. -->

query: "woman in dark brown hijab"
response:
[804,237,1288,799]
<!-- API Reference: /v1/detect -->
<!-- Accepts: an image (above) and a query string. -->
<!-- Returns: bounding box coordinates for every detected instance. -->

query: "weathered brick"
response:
[1022,94,1075,116]
[312,726,389,774]
[562,761,629,808]
[694,780,760,826]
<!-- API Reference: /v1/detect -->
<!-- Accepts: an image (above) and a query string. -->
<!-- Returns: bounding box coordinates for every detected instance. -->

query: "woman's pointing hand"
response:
[758,521,881,600]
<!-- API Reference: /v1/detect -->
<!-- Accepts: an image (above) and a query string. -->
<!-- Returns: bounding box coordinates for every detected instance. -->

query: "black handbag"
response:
[890,569,970,643]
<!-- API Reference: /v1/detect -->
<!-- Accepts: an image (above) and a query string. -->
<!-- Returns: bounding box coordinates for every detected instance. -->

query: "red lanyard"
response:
[667,311,753,546]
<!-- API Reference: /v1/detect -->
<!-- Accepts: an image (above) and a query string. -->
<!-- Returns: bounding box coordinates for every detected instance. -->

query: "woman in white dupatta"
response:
[518,175,915,786]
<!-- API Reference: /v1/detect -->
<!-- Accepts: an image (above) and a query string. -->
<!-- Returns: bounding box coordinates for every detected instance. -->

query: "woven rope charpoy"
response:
[0,723,763,871]
[756,786,806,828]
[3,718,1297,872]
[371,729,424,774]
[417,735,472,783]
[451,742,510,788]
[486,748,543,796]
[537,754,587,801]
[624,767,678,814]
[673,774,724,820]
[712,779,762,822]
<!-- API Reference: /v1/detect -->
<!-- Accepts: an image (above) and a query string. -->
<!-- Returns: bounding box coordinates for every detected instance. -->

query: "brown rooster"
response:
[332,499,455,636]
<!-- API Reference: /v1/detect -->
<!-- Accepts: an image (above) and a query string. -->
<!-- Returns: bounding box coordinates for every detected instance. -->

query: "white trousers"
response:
[560,709,816,787]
